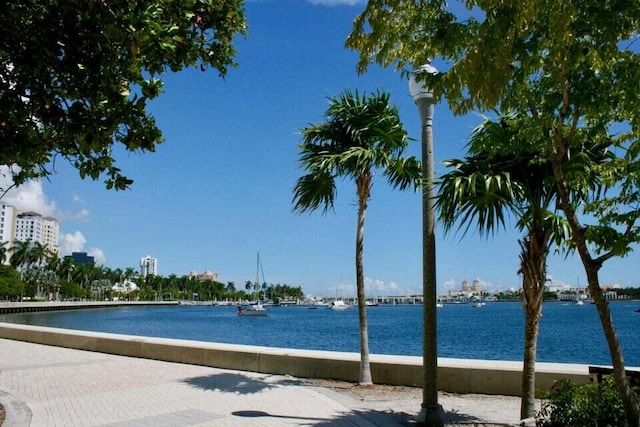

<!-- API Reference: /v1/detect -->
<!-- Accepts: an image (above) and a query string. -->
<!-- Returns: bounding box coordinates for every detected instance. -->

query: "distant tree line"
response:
[0,241,303,302]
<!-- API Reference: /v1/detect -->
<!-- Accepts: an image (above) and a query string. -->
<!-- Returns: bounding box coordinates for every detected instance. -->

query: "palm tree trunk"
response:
[356,174,373,385]
[521,307,541,419]
[518,232,549,419]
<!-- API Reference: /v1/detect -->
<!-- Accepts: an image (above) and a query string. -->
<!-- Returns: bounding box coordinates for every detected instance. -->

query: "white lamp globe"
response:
[409,63,438,101]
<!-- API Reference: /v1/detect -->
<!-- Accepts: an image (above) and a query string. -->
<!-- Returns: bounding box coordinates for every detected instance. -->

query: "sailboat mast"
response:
[255,252,260,296]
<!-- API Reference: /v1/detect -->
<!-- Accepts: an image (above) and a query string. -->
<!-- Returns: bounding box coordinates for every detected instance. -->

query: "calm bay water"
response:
[1,301,638,366]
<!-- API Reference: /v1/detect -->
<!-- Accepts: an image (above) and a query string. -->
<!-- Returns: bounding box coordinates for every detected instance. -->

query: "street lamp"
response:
[409,63,444,426]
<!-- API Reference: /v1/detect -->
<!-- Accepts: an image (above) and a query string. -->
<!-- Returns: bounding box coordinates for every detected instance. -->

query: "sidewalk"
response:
[0,338,525,426]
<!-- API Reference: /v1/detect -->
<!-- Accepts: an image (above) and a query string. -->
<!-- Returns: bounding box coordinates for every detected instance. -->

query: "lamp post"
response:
[409,63,444,426]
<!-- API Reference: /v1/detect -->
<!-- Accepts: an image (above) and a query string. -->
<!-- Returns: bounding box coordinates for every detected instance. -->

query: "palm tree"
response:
[0,241,9,265]
[10,239,32,270]
[29,242,50,267]
[124,267,136,280]
[293,89,420,385]
[46,252,60,272]
[436,116,607,418]
[58,257,75,282]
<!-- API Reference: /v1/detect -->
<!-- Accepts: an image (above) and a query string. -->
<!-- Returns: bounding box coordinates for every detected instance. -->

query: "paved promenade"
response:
[0,338,526,426]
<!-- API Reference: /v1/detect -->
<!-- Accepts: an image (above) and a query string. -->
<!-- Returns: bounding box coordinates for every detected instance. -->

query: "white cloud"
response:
[364,277,386,292]
[364,277,418,296]
[88,248,106,266]
[59,231,87,255]
[306,0,364,5]
[58,208,90,222]
[443,279,456,290]
[1,166,90,222]
[1,176,57,216]
[58,231,106,266]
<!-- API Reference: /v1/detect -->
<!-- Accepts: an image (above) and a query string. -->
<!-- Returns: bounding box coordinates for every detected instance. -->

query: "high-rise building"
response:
[14,211,59,254]
[140,255,158,277]
[41,216,59,255]
[0,202,16,264]
[64,252,95,266]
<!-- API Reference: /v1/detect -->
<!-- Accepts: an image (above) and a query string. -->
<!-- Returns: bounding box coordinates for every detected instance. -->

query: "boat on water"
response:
[237,303,267,316]
[365,300,379,307]
[575,299,585,306]
[436,303,444,308]
[238,252,268,317]
[329,300,351,310]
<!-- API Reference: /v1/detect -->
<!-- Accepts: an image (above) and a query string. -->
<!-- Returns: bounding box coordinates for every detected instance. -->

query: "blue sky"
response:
[2,0,639,296]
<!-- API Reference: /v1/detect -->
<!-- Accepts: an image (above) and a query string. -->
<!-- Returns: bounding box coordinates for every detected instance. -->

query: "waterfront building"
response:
[41,216,59,254]
[13,211,59,255]
[140,255,158,277]
[188,270,219,282]
[0,202,16,264]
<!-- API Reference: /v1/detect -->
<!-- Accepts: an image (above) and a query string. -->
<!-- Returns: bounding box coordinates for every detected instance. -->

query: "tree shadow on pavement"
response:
[232,408,416,426]
[183,372,305,395]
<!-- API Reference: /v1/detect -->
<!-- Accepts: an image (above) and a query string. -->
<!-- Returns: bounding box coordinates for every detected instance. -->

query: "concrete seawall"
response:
[0,321,592,396]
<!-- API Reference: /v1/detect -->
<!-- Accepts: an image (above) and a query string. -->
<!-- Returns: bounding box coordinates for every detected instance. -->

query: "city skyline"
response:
[1,0,638,297]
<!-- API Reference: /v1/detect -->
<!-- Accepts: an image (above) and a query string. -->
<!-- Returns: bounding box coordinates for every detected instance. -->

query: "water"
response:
[1,301,638,366]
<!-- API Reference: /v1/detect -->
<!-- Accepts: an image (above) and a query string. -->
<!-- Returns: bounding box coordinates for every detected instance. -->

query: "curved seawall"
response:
[0,321,592,396]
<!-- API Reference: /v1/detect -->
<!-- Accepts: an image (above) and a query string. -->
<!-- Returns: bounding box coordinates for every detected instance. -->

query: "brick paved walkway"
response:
[0,338,527,426]
[0,339,404,426]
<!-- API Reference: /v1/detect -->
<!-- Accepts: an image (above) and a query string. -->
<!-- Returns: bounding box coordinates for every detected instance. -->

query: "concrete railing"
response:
[0,322,592,396]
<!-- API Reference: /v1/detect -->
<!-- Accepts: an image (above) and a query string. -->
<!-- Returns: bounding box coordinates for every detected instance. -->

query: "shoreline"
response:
[0,320,595,396]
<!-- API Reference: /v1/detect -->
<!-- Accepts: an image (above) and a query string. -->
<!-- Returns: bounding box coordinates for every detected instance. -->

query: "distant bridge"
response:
[325,296,424,305]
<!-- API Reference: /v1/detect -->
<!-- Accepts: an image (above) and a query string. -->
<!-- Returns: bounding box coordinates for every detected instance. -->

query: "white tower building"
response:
[14,211,59,254]
[0,202,16,264]
[41,216,59,255]
[15,211,43,243]
[140,255,158,277]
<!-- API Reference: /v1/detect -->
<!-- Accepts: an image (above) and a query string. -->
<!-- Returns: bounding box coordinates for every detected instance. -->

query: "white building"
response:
[140,255,158,277]
[14,211,59,254]
[188,270,220,282]
[41,216,59,254]
[0,202,16,263]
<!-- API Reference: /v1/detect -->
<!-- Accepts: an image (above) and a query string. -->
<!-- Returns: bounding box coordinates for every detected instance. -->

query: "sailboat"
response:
[237,253,268,317]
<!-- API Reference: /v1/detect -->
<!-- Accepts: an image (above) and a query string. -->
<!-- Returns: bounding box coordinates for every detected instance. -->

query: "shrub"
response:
[537,377,638,426]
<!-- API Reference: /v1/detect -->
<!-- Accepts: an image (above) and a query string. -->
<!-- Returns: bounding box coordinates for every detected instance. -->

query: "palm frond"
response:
[384,156,421,191]
[436,156,522,236]
[292,169,337,215]
[293,89,418,214]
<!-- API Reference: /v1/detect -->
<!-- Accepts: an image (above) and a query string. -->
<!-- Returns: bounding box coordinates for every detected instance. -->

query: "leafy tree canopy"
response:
[347,0,640,119]
[346,0,640,256]
[1,0,247,191]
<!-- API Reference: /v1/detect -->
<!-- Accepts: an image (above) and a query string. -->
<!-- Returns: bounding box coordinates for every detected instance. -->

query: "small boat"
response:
[237,303,268,316]
[365,300,379,307]
[238,253,268,317]
[575,299,584,306]
[436,303,444,308]
[472,301,485,308]
[329,300,351,310]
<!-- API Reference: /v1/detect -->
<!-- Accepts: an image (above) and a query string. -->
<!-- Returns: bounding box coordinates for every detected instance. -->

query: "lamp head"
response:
[409,63,438,101]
